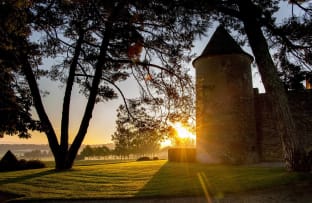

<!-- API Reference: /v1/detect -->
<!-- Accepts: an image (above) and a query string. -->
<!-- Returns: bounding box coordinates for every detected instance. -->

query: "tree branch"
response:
[108,58,180,78]
[60,29,84,154]
[67,1,127,166]
[75,73,135,120]
[293,1,312,13]
[264,22,311,50]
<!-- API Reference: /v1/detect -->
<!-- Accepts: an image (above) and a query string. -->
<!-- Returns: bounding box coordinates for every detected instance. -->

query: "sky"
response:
[1,2,305,145]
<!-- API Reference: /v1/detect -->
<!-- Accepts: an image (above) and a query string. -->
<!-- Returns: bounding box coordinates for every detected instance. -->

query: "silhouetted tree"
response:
[0,1,208,170]
[112,106,135,159]
[93,146,111,159]
[23,150,52,159]
[112,104,164,157]
[78,145,110,160]
[79,145,94,159]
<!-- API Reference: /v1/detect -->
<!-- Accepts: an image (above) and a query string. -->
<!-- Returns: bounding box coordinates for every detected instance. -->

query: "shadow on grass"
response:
[135,161,312,202]
[0,191,24,203]
[0,170,57,202]
[136,162,209,199]
[0,169,56,185]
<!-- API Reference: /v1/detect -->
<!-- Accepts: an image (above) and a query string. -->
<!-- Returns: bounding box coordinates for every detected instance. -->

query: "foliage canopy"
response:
[0,0,207,169]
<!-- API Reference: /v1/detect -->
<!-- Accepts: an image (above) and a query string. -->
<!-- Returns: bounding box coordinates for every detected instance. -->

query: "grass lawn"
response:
[0,160,311,201]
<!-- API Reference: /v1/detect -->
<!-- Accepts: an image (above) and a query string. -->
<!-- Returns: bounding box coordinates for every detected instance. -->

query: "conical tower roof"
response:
[193,26,253,65]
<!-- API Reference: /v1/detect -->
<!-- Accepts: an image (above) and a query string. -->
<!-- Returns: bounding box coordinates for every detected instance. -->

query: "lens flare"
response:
[168,121,196,140]
[159,121,196,148]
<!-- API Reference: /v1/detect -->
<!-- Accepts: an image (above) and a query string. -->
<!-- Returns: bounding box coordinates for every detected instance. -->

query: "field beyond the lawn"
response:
[0,160,311,201]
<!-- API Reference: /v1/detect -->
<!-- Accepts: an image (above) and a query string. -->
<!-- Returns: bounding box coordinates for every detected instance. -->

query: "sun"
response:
[169,122,196,140]
[159,121,196,148]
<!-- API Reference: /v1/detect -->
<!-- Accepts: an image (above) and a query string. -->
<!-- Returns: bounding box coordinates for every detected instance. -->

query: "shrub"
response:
[0,150,19,171]
[153,157,159,160]
[25,160,46,169]
[137,157,151,161]
[0,152,45,171]
[18,159,28,170]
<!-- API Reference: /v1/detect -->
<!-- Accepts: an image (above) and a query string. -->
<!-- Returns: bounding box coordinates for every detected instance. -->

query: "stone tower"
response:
[193,26,259,164]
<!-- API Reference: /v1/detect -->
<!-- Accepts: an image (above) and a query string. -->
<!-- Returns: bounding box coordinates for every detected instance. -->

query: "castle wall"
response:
[194,26,312,164]
[255,90,312,161]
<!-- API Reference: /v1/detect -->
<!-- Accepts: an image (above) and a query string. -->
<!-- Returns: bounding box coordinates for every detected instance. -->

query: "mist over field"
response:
[0,144,115,159]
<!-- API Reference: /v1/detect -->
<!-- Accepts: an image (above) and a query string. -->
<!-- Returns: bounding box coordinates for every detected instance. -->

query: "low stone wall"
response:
[168,148,196,162]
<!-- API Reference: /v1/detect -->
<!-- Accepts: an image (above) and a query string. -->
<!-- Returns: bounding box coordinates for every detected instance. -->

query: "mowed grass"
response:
[0,160,310,201]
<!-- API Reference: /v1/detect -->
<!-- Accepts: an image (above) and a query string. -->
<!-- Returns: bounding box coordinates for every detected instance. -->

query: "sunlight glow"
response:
[168,121,196,140]
[160,139,173,148]
[159,121,196,148]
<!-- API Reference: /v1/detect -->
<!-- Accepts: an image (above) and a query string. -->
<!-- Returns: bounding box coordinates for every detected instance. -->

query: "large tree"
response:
[204,0,312,171]
[1,0,207,170]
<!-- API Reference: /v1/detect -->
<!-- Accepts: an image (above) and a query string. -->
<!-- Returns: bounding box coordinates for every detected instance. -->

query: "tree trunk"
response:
[238,0,311,171]
[20,51,61,168]
[58,3,125,170]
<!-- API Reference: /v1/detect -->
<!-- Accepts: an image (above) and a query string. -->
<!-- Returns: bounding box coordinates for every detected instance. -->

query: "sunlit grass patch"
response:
[0,160,310,201]
[0,160,163,200]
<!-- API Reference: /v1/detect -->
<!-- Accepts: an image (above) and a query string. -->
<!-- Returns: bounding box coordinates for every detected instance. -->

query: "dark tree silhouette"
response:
[78,145,110,160]
[0,1,208,170]
[112,104,165,158]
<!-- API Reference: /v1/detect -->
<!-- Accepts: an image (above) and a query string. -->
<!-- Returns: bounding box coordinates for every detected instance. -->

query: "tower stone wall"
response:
[194,26,258,164]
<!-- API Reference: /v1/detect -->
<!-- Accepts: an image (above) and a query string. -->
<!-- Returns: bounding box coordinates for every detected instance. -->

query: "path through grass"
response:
[0,160,310,201]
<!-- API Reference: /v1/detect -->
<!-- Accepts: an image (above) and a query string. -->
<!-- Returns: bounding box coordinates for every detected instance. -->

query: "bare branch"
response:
[74,73,135,120]
[108,58,180,78]
[293,1,312,13]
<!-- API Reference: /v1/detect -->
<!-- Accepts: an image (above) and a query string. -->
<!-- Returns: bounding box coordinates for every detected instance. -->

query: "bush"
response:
[136,156,159,161]
[18,159,28,170]
[0,153,45,172]
[25,160,46,169]
[0,150,19,171]
[17,159,46,170]
[136,157,151,161]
